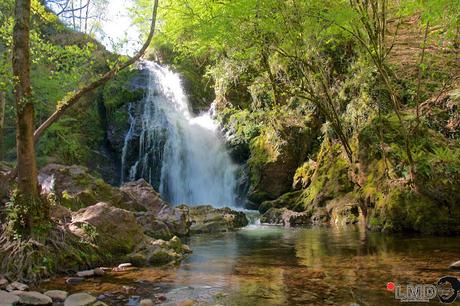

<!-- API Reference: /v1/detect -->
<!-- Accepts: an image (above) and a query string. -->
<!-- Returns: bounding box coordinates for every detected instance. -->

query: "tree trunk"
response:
[0,92,5,160]
[13,0,39,201]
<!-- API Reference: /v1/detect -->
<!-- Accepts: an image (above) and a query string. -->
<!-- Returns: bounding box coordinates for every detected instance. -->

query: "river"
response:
[41,224,460,305]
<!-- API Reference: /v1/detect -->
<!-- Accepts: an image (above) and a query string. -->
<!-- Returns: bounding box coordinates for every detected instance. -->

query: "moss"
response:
[293,140,352,212]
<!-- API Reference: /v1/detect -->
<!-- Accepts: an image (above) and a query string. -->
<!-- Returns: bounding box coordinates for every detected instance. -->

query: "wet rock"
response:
[65,277,85,285]
[76,270,95,277]
[139,299,154,306]
[0,291,20,305]
[6,281,29,291]
[260,208,311,227]
[11,291,52,305]
[44,290,68,302]
[449,260,460,270]
[188,205,248,234]
[64,292,97,306]
[92,302,109,306]
[70,202,145,254]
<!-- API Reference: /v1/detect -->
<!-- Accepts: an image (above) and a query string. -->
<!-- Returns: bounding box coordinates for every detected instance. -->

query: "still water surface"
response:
[46,225,460,305]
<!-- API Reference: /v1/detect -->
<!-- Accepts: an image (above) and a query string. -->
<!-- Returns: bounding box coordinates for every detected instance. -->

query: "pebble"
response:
[139,299,155,306]
[44,289,68,301]
[76,270,95,277]
[64,292,97,306]
[10,291,52,305]
[65,277,85,285]
[449,260,460,270]
[0,290,20,305]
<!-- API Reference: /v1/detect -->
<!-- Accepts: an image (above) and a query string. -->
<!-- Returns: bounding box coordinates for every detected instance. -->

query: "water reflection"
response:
[43,225,460,305]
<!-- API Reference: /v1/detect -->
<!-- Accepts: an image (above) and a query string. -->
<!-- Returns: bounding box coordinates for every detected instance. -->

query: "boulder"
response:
[44,290,68,302]
[70,202,145,254]
[246,115,320,206]
[0,291,20,305]
[38,164,144,212]
[6,281,29,291]
[131,236,192,266]
[188,205,248,234]
[120,179,169,214]
[49,204,72,224]
[10,291,52,305]
[64,293,96,306]
[260,208,311,227]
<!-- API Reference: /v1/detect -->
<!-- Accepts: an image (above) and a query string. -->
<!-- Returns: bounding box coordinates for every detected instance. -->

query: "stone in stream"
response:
[10,291,52,305]
[0,291,20,305]
[139,299,154,306]
[76,269,95,277]
[65,277,85,285]
[44,290,68,302]
[449,260,460,270]
[64,292,97,306]
[94,267,105,276]
[6,281,29,291]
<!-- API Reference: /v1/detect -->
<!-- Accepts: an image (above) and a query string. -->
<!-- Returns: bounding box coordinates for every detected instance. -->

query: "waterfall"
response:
[121,61,239,207]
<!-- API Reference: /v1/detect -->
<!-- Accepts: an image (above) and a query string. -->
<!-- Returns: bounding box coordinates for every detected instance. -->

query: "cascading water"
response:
[121,61,239,207]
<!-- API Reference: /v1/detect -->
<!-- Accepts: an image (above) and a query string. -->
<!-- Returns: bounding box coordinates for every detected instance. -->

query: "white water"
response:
[121,61,239,207]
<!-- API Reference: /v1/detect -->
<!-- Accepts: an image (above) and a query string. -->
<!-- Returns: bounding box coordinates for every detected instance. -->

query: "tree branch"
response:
[33,0,159,143]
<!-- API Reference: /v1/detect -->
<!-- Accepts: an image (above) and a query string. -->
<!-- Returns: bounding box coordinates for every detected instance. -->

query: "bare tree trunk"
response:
[0,92,5,160]
[12,0,40,231]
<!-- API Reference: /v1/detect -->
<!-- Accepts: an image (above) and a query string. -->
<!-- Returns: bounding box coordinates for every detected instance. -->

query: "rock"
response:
[38,164,145,212]
[65,277,85,285]
[64,293,97,306]
[92,302,109,306]
[131,236,191,266]
[76,270,95,277]
[44,290,68,302]
[188,205,248,234]
[139,299,154,306]
[0,291,20,305]
[118,263,133,269]
[70,202,145,254]
[11,291,52,305]
[449,261,460,270]
[6,281,29,291]
[0,276,8,289]
[246,115,320,206]
[260,208,311,227]
[120,179,170,214]
[50,205,72,224]
[94,268,105,276]
[136,214,173,240]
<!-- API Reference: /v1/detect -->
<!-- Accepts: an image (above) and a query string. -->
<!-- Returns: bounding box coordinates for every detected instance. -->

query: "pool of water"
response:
[43,225,460,305]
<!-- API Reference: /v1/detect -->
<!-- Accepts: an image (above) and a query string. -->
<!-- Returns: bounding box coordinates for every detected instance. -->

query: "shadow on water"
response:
[41,225,460,305]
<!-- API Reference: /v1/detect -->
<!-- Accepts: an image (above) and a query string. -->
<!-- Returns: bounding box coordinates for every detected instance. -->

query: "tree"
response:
[9,0,159,234]
[0,91,5,160]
